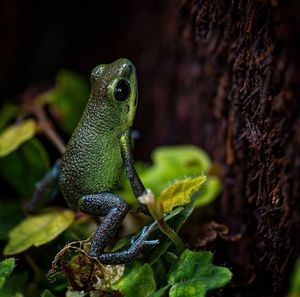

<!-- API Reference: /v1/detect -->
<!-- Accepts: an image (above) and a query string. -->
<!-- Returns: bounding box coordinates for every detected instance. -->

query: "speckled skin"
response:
[60,59,137,209]
[59,59,159,264]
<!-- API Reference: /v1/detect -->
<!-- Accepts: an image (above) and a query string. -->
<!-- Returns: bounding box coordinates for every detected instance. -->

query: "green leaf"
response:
[42,70,89,135]
[158,175,207,213]
[0,271,27,297]
[4,208,75,255]
[0,138,50,197]
[290,259,300,295]
[112,262,156,297]
[168,250,232,297]
[41,289,56,297]
[149,285,170,297]
[0,119,37,158]
[0,103,18,132]
[0,258,15,290]
[0,201,24,240]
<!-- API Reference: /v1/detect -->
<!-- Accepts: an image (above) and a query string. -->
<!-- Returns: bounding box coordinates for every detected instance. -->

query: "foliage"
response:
[0,69,230,296]
[0,258,15,290]
[289,259,300,297]
[4,208,74,255]
[118,145,221,208]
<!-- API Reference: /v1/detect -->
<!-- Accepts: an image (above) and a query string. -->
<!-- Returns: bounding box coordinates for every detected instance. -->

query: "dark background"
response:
[0,0,178,159]
[1,1,300,296]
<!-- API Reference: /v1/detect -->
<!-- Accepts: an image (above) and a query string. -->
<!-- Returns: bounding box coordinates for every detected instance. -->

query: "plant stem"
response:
[147,205,185,254]
[32,104,65,154]
[157,218,185,254]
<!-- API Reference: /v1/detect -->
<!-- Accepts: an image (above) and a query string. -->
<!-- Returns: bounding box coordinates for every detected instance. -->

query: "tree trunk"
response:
[141,0,300,296]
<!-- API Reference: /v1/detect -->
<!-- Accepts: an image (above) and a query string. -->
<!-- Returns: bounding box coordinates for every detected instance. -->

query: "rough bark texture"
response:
[152,0,300,296]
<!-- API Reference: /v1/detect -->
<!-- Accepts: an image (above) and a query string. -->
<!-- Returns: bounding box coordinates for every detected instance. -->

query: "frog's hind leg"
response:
[78,192,159,264]
[79,192,128,257]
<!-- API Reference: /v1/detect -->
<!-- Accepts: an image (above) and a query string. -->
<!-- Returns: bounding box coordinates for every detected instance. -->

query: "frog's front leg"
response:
[26,159,61,214]
[78,192,159,264]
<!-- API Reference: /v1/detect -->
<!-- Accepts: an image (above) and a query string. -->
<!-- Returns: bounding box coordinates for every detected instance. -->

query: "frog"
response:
[27,58,159,264]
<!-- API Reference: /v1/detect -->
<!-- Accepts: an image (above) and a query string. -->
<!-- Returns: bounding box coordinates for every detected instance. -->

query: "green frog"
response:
[28,58,159,264]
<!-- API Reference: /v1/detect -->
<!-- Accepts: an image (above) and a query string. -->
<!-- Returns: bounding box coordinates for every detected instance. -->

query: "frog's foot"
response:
[130,226,160,249]
[97,226,159,265]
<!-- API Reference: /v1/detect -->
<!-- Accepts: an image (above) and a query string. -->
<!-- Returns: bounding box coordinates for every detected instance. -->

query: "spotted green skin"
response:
[60,58,138,209]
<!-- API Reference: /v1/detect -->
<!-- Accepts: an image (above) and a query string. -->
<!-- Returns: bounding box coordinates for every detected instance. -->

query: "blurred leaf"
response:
[0,271,27,297]
[4,208,75,255]
[0,138,50,197]
[194,176,221,207]
[119,145,220,208]
[0,103,18,132]
[168,250,232,297]
[41,70,89,134]
[0,201,24,240]
[0,258,15,290]
[149,285,170,297]
[112,262,156,297]
[65,290,85,297]
[158,175,207,213]
[290,259,300,296]
[41,289,56,297]
[0,119,37,158]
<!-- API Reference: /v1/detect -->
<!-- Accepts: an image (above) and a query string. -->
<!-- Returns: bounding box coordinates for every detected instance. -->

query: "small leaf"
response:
[158,175,207,213]
[0,119,37,158]
[168,250,232,297]
[41,289,56,297]
[0,103,18,132]
[112,262,156,297]
[4,208,75,255]
[0,258,15,290]
[290,259,300,295]
[0,271,27,297]
[0,138,50,197]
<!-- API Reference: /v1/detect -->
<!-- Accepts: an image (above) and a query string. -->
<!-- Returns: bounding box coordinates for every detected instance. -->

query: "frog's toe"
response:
[141,226,148,236]
[144,239,160,247]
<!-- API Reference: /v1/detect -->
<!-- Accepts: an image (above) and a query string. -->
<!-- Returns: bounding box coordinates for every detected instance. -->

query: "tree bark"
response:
[143,0,300,296]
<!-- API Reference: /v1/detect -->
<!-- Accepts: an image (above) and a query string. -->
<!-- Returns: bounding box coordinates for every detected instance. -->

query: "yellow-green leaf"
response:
[4,208,75,255]
[0,258,15,290]
[158,175,207,213]
[0,119,37,158]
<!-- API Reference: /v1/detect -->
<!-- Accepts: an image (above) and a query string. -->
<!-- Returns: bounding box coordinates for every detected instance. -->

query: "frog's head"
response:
[90,58,138,133]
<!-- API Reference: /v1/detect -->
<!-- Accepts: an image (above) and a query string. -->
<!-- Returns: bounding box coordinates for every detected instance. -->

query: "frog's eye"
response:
[114,79,131,101]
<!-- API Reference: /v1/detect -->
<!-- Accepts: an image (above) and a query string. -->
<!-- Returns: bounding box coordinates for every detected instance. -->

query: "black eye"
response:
[114,79,131,101]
